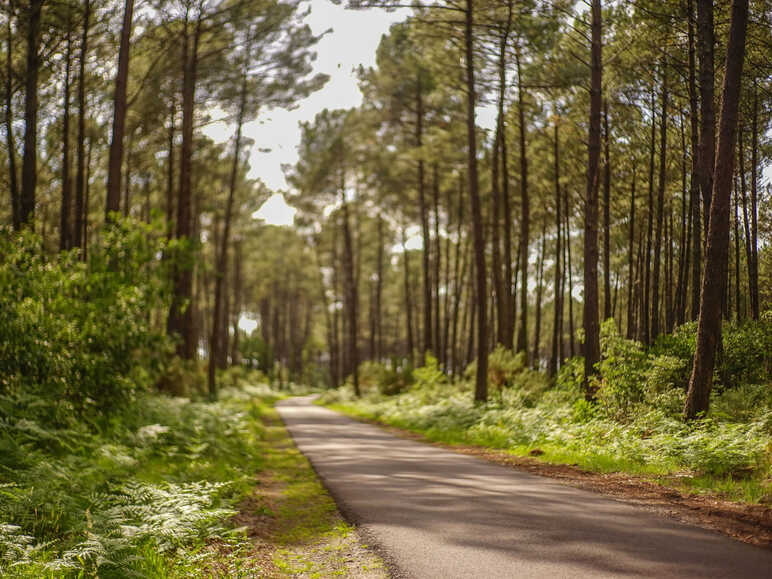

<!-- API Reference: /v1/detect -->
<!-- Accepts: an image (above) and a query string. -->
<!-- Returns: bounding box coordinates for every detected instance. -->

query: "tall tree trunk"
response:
[465,0,487,402]
[73,0,90,250]
[491,119,504,345]
[666,208,675,330]
[642,86,656,344]
[341,183,360,397]
[738,124,752,320]
[122,134,133,217]
[626,162,637,338]
[168,12,201,359]
[83,136,92,258]
[6,2,20,230]
[684,0,748,420]
[59,22,73,250]
[376,214,384,362]
[105,0,135,220]
[697,0,715,236]
[497,3,514,348]
[450,176,466,376]
[602,100,611,320]
[565,187,575,358]
[748,86,759,319]
[652,66,668,342]
[515,45,529,359]
[687,0,701,320]
[583,0,602,398]
[733,176,742,321]
[165,94,176,238]
[231,239,242,365]
[533,227,545,368]
[432,163,441,356]
[401,228,415,365]
[208,32,251,400]
[416,82,432,357]
[20,0,43,226]
[549,118,562,376]
[676,112,690,326]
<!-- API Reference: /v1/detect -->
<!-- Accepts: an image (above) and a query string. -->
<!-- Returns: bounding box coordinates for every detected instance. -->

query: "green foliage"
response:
[413,353,446,389]
[720,316,772,387]
[486,346,526,391]
[598,320,648,418]
[324,319,772,502]
[0,385,280,576]
[0,223,171,423]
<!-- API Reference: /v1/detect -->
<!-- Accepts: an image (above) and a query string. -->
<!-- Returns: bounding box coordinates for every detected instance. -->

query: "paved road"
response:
[276,396,772,578]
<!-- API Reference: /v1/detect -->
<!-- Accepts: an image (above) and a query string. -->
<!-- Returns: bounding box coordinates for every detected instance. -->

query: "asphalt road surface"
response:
[276,396,772,578]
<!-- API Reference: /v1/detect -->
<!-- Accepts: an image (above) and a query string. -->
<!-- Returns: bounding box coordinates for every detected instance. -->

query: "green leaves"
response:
[0,220,171,423]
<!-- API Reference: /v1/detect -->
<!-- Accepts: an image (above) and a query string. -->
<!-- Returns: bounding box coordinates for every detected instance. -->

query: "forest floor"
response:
[205,399,388,577]
[327,405,772,550]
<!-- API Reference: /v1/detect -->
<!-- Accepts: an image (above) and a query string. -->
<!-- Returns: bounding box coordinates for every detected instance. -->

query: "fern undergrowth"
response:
[0,384,279,577]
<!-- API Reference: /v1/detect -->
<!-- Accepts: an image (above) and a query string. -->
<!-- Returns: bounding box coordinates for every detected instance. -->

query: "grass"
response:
[0,385,384,577]
[323,386,772,506]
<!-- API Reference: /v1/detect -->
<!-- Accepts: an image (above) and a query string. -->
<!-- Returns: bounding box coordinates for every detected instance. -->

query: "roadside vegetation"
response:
[322,317,772,504]
[0,228,382,577]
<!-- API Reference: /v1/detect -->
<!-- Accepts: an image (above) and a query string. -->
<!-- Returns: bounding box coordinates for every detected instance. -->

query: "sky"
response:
[204,1,410,227]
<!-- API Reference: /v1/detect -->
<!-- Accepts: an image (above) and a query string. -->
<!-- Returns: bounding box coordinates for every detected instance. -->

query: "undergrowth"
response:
[321,321,772,504]
[0,384,280,577]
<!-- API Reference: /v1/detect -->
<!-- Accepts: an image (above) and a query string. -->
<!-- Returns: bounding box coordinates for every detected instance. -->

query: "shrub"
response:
[0,222,171,423]
[597,320,648,418]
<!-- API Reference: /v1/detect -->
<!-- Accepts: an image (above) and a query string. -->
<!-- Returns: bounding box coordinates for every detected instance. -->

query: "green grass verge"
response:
[324,400,772,505]
[0,386,381,577]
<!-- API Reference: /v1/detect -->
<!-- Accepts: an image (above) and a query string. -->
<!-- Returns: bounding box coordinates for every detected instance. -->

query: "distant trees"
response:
[0,0,768,412]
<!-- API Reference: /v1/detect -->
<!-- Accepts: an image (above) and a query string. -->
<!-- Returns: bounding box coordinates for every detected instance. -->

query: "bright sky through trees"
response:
[204,1,409,226]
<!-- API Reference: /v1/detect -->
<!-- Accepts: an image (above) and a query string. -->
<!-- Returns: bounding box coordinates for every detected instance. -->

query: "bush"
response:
[0,222,171,424]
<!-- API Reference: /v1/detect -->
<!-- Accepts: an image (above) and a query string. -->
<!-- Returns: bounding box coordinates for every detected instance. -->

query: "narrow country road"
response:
[276,396,772,578]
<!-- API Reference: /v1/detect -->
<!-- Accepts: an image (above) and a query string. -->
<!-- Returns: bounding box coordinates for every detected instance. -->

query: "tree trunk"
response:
[231,240,242,365]
[465,0,487,402]
[626,162,637,338]
[401,227,415,365]
[734,176,742,321]
[6,3,20,230]
[415,82,432,357]
[738,124,753,320]
[642,86,656,344]
[168,12,201,359]
[696,0,715,238]
[105,0,135,220]
[208,32,251,400]
[652,66,668,342]
[748,86,759,320]
[515,46,529,360]
[582,0,602,398]
[676,112,690,326]
[59,21,73,250]
[603,100,611,321]
[565,187,575,358]
[450,176,466,376]
[687,0,701,320]
[20,0,43,226]
[73,0,90,250]
[342,186,360,396]
[376,215,384,362]
[165,94,176,238]
[549,118,562,376]
[491,119,504,345]
[432,163,441,356]
[684,0,748,420]
[533,227,545,368]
